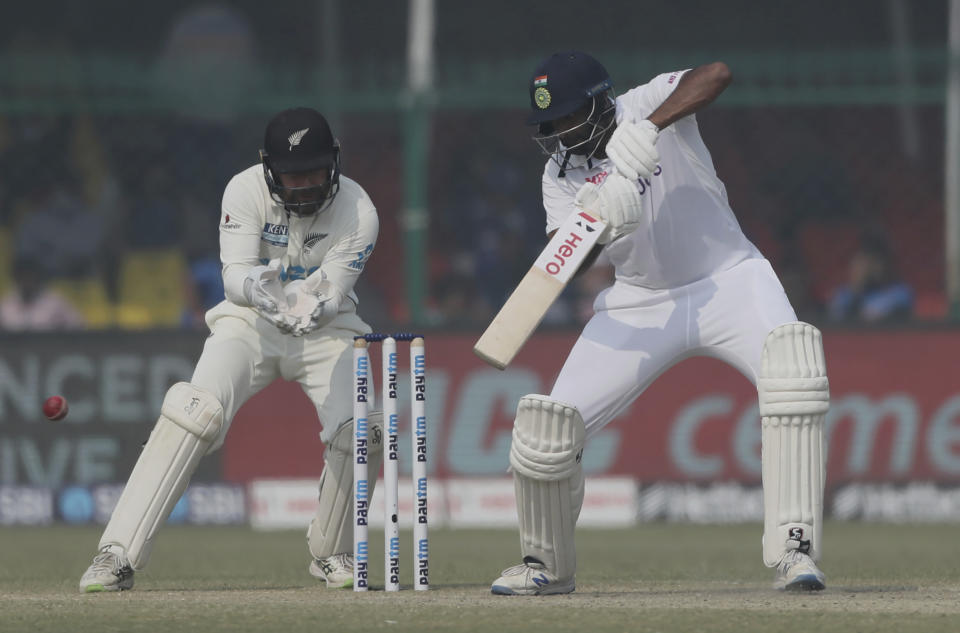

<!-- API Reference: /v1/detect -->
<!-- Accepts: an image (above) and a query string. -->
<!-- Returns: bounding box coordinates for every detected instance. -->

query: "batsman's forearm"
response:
[647,62,732,130]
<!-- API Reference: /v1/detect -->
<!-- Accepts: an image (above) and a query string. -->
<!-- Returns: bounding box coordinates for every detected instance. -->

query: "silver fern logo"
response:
[288,128,309,150]
[304,232,328,253]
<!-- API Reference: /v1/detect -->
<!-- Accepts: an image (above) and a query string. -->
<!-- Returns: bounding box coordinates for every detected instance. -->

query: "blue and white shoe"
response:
[491,557,575,595]
[773,550,826,591]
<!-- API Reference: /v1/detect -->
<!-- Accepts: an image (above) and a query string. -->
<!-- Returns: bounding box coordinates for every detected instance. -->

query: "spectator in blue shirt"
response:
[828,228,913,322]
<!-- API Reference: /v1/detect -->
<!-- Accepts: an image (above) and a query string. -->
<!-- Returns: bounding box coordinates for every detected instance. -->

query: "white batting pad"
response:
[99,383,224,569]
[509,395,586,580]
[759,322,829,567]
[308,413,383,559]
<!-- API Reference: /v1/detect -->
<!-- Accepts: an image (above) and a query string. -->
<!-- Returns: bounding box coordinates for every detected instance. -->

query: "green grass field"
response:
[2,522,960,633]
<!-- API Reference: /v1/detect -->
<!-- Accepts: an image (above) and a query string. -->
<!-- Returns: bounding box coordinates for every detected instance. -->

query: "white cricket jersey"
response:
[542,69,762,298]
[207,163,378,328]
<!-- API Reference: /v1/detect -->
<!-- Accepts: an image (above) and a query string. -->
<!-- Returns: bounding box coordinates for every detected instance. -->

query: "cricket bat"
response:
[473,209,607,369]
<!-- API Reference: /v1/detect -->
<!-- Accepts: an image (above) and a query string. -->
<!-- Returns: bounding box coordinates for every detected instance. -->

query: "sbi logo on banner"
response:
[60,486,95,523]
[0,486,53,525]
[53,485,246,525]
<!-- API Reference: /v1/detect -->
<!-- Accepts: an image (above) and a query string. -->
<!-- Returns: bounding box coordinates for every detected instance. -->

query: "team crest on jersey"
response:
[261,222,289,247]
[534,87,551,109]
[303,232,329,253]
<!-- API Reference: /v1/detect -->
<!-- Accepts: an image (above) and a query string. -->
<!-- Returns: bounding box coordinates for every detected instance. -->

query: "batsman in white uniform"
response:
[79,108,384,592]
[491,52,829,595]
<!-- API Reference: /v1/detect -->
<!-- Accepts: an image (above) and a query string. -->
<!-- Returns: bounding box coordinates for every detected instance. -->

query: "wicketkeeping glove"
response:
[574,173,644,244]
[243,260,297,332]
[243,259,286,313]
[605,119,660,181]
[284,278,345,337]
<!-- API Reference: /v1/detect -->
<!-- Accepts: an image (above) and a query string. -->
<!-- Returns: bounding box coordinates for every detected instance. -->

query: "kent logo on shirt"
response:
[261,223,289,247]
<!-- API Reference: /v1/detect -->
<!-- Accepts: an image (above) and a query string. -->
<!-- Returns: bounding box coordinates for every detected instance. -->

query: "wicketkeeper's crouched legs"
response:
[759,322,829,590]
[101,382,224,567]
[79,383,224,592]
[491,395,585,596]
[306,414,383,587]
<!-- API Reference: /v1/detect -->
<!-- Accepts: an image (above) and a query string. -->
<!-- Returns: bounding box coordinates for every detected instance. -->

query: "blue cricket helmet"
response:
[527,51,613,125]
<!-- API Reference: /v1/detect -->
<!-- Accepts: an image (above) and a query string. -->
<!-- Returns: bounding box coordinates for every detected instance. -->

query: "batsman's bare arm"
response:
[646,62,732,130]
[564,63,731,277]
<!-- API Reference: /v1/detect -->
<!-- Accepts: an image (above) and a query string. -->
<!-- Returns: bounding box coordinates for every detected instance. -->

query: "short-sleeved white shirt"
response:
[541,70,762,295]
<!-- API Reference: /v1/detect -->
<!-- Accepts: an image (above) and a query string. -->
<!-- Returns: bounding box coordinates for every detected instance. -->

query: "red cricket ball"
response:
[42,395,69,421]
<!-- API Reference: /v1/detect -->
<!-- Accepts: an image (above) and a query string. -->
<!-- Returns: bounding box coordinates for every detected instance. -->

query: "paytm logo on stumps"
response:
[413,354,426,401]
[416,477,428,524]
[415,416,427,463]
[355,355,369,402]
[355,479,369,526]
[387,352,398,397]
[388,536,400,585]
[388,413,400,460]
[355,416,368,465]
[417,537,429,586]
[356,540,368,588]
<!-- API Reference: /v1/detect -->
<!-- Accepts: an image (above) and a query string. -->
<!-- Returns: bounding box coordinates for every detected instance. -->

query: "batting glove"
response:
[574,173,644,244]
[606,119,660,181]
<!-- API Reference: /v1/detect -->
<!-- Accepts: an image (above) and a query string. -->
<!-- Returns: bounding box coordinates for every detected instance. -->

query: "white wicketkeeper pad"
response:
[509,395,586,580]
[100,383,224,569]
[759,322,829,567]
[307,413,383,559]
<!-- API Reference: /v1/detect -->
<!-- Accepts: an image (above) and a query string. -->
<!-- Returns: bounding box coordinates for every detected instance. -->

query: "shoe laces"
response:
[501,558,546,576]
[777,550,806,573]
[321,552,353,572]
[88,551,122,575]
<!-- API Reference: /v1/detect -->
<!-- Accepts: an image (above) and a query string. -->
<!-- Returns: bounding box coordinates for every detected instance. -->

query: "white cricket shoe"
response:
[773,550,826,591]
[79,546,134,593]
[490,557,575,595]
[309,553,354,589]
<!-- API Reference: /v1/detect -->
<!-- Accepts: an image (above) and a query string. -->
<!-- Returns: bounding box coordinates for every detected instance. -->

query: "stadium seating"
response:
[0,229,10,298]
[117,249,187,328]
[48,276,113,328]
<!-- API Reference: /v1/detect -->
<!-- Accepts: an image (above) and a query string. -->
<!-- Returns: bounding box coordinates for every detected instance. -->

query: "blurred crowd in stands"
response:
[0,104,938,333]
[0,6,945,333]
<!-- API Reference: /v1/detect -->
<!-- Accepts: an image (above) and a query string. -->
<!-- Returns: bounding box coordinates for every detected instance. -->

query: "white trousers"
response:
[191,314,366,448]
[551,258,797,435]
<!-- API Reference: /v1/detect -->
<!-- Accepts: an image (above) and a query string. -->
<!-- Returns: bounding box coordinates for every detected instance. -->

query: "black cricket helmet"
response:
[260,107,341,216]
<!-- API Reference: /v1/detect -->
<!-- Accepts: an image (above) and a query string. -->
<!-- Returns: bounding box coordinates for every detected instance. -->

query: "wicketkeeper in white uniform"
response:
[80,108,384,592]
[491,52,829,595]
